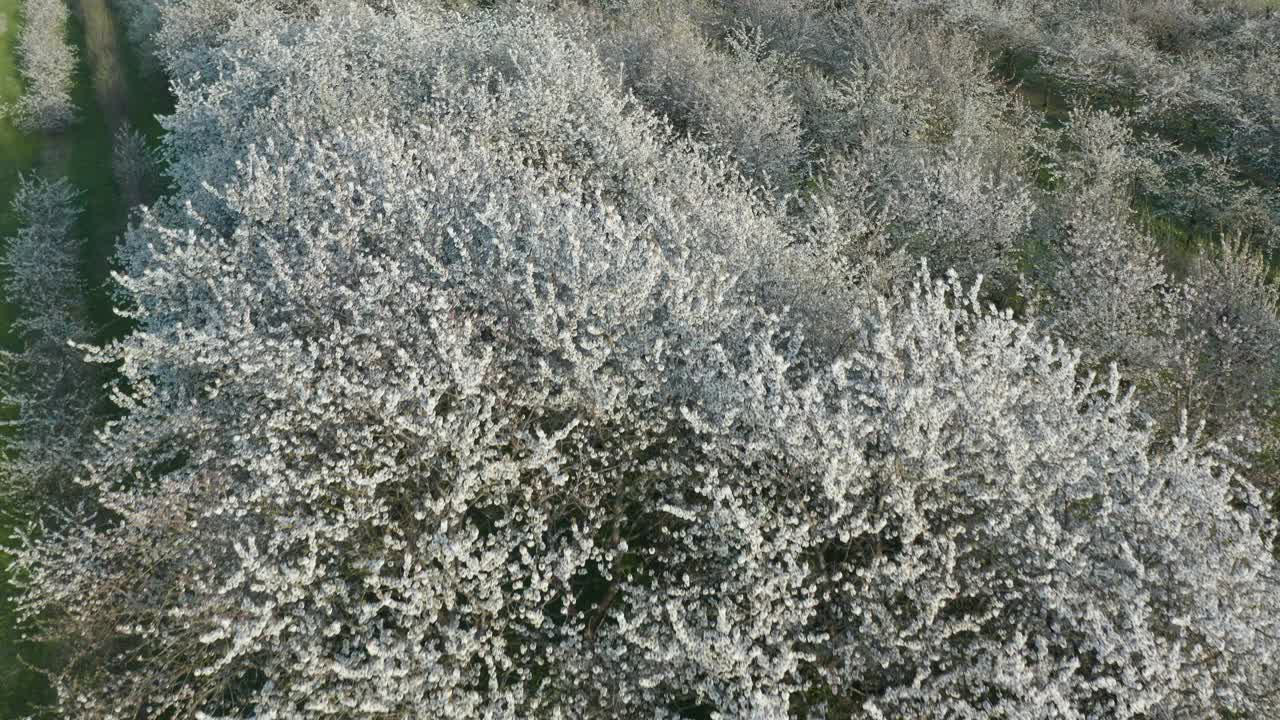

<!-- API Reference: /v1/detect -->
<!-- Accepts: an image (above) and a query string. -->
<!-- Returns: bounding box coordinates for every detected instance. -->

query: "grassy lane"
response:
[64,2,126,336]
[70,0,170,337]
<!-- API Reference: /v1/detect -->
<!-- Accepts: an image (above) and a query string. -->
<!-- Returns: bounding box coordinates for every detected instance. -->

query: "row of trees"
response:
[5,0,78,133]
[109,0,1280,246]
[524,0,1280,491]
[0,177,98,508]
[111,121,158,207]
[923,0,1280,246]
[6,3,1279,717]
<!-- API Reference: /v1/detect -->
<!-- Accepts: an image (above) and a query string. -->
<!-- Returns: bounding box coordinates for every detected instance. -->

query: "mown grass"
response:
[115,4,170,145]
[64,10,128,338]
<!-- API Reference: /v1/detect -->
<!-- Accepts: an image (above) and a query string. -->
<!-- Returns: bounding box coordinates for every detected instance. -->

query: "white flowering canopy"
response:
[11,5,1280,719]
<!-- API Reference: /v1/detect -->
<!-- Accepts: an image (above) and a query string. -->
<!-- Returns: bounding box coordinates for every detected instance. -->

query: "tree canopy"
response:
[5,1,1280,717]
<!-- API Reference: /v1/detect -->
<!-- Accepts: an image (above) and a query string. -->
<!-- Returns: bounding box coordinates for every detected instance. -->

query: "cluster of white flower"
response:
[7,1,1280,718]
[5,0,78,132]
[580,1,808,192]
[1,176,98,505]
[919,0,1280,243]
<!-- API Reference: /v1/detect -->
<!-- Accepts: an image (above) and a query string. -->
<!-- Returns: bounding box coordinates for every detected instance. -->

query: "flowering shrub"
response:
[5,0,77,132]
[587,3,807,192]
[8,6,1279,719]
[1,176,97,505]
